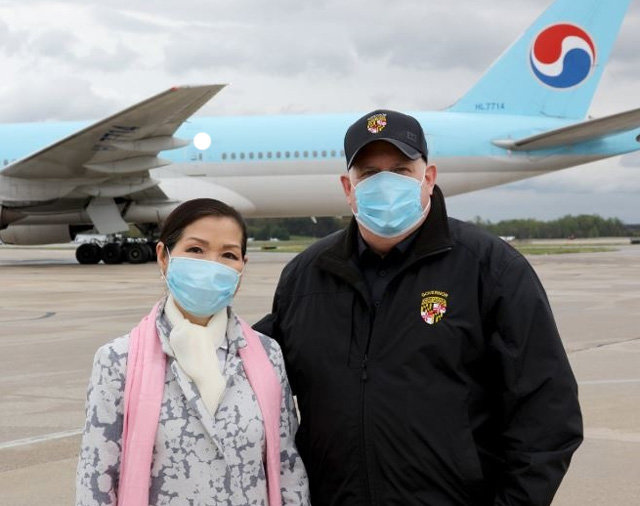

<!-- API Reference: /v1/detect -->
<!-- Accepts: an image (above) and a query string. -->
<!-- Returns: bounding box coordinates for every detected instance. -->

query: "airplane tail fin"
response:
[447,0,631,119]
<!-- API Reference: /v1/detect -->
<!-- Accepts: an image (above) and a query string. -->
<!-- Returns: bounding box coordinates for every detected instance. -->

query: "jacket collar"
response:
[316,185,453,283]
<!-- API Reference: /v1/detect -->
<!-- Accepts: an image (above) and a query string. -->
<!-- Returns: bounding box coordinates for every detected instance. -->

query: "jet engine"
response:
[0,224,73,245]
[0,205,24,230]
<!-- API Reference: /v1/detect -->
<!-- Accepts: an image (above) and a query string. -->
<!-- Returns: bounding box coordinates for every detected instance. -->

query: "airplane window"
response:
[321,150,327,157]
[331,150,336,157]
[240,153,245,159]
[222,153,227,160]
[312,151,318,157]
[231,153,236,160]
[340,150,345,156]
[303,151,308,158]
[267,152,272,159]
[249,152,254,159]
[276,152,281,158]
[258,152,263,159]
[294,151,299,158]
[285,151,290,158]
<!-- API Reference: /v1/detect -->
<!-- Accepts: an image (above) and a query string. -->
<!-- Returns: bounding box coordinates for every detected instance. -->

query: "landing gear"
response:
[76,243,102,264]
[124,243,150,264]
[74,237,157,265]
[101,243,123,264]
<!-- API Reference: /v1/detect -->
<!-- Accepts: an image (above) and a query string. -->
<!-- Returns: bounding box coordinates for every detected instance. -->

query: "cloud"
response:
[0,77,117,122]
[0,0,637,222]
[0,0,635,116]
[448,185,640,224]
[447,155,640,223]
[347,2,521,72]
[0,19,27,55]
[26,28,138,72]
[30,29,78,59]
[75,42,139,72]
[511,157,640,194]
[163,22,356,78]
[91,7,168,34]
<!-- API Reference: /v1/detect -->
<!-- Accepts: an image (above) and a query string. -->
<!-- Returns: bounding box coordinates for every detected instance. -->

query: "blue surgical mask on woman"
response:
[165,252,241,318]
[352,170,430,238]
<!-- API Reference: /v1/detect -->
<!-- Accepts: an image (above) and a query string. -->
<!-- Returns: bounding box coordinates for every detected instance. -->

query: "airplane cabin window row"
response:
[220,150,345,161]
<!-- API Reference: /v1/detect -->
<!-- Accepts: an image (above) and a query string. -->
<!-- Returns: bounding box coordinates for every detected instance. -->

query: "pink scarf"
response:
[117,303,282,505]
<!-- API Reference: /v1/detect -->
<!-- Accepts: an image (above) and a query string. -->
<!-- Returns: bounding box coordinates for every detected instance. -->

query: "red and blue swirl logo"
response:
[530,24,596,89]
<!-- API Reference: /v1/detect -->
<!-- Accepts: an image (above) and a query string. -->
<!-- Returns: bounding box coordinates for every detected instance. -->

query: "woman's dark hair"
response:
[159,198,248,256]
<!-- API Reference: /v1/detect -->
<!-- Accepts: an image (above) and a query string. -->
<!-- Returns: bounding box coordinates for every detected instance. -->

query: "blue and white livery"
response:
[0,0,637,263]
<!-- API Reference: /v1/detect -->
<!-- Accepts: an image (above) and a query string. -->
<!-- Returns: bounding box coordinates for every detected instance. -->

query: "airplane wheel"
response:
[101,243,123,264]
[76,243,101,264]
[125,243,150,264]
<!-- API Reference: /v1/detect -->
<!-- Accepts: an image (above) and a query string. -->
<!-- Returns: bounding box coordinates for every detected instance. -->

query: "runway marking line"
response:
[0,311,56,323]
[0,429,82,450]
[578,378,640,385]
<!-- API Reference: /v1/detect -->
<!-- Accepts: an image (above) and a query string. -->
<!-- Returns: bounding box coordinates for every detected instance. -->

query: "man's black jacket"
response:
[254,187,583,505]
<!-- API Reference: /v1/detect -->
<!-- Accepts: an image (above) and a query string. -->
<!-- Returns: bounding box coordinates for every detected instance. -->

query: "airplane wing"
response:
[0,85,224,233]
[2,84,225,182]
[493,107,640,151]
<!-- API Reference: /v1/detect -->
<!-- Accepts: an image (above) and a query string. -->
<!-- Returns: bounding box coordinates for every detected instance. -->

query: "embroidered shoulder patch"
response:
[420,290,448,325]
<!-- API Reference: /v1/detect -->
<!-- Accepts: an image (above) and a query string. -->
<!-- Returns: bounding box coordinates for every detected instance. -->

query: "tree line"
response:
[246,217,350,240]
[471,214,633,239]
[246,214,636,240]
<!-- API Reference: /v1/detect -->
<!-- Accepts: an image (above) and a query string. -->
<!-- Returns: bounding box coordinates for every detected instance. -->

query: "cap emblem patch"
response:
[367,113,387,134]
[420,290,448,325]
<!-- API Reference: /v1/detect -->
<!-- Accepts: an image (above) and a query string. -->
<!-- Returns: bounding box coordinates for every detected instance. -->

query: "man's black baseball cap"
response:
[344,109,429,169]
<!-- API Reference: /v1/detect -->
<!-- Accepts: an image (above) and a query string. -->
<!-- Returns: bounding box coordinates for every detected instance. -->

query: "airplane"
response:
[0,0,638,264]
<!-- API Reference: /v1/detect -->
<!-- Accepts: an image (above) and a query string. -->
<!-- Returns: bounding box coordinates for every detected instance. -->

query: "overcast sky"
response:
[0,0,638,223]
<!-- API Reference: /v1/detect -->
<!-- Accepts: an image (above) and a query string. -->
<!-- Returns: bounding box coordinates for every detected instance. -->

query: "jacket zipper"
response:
[361,297,377,505]
[360,352,374,505]
[358,246,453,505]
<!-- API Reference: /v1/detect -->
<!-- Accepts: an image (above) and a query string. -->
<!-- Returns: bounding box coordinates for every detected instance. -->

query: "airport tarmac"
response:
[0,242,638,505]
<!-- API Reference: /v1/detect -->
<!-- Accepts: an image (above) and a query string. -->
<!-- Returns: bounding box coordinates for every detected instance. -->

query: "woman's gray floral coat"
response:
[76,303,310,505]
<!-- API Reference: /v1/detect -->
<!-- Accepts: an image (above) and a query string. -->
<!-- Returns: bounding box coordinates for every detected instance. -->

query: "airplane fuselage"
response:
[1,111,638,224]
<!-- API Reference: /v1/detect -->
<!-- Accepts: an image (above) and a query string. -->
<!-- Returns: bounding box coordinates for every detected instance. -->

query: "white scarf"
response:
[164,296,228,415]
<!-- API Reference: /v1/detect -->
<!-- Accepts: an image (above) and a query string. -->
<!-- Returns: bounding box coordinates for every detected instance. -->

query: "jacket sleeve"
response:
[269,342,311,505]
[76,341,127,506]
[488,255,583,506]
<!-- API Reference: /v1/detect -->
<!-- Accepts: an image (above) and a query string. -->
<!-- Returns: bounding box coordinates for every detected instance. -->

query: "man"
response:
[254,110,582,506]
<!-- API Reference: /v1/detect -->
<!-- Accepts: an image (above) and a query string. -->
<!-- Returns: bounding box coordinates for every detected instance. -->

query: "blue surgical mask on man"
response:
[352,170,430,238]
[165,252,241,318]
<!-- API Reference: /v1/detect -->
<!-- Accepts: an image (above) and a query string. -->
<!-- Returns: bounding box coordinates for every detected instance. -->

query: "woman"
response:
[76,198,310,505]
